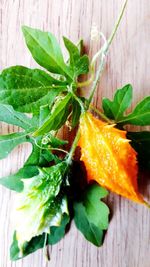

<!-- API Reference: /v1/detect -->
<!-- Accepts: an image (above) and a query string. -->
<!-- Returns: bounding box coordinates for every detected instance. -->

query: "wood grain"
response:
[0,0,150,266]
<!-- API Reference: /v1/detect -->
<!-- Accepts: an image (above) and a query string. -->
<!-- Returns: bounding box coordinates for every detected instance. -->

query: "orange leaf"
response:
[78,112,145,204]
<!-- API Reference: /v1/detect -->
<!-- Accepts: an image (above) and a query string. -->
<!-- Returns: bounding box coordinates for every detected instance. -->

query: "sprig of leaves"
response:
[102,84,150,126]
[2,17,150,261]
[102,84,150,170]
[0,26,108,260]
[102,84,132,121]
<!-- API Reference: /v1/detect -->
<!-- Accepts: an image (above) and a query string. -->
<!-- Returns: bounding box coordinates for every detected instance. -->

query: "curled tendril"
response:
[77,31,108,89]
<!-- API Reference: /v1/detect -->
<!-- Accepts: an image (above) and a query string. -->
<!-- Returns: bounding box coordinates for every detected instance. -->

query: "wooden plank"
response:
[0,0,150,266]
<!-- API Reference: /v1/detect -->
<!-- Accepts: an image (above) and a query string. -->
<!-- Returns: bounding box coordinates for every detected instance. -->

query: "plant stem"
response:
[87,52,106,106]
[77,64,95,88]
[43,233,50,261]
[71,90,85,112]
[34,139,68,154]
[88,0,128,106]
[67,128,80,164]
[50,147,69,154]
[90,105,112,123]
[107,0,128,47]
[67,0,128,161]
[77,33,106,88]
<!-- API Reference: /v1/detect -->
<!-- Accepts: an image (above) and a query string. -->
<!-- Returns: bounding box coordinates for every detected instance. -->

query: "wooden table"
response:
[0,0,150,266]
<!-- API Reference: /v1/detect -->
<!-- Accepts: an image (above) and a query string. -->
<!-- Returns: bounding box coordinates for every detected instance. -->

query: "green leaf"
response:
[0,132,30,160]
[33,93,72,136]
[102,84,132,121]
[0,140,40,192]
[0,66,67,114]
[73,55,89,77]
[0,104,37,130]
[12,162,69,250]
[0,137,59,192]
[74,203,104,246]
[84,184,109,229]
[0,104,38,162]
[118,96,150,126]
[39,105,68,147]
[39,105,50,126]
[64,37,79,63]
[10,233,20,261]
[22,26,73,79]
[77,39,84,55]
[127,131,150,170]
[102,99,115,119]
[63,37,89,77]
[0,100,64,192]
[0,166,39,192]
[25,138,57,166]
[74,183,109,246]
[0,104,38,170]
[47,213,69,244]
[71,99,81,128]
[10,213,69,261]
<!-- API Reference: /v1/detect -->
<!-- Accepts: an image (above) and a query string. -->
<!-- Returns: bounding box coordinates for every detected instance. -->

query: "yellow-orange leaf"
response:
[78,112,145,204]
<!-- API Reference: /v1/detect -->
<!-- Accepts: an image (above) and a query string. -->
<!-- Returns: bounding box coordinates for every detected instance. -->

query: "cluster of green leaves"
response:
[0,26,109,260]
[102,84,150,169]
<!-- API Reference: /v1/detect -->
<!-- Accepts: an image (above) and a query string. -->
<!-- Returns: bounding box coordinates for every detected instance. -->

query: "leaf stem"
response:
[87,52,106,106]
[88,0,128,107]
[107,0,128,47]
[66,128,80,164]
[51,147,69,154]
[71,90,85,112]
[77,33,106,88]
[90,105,112,123]
[34,139,68,154]
[43,233,50,261]
[77,65,95,88]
